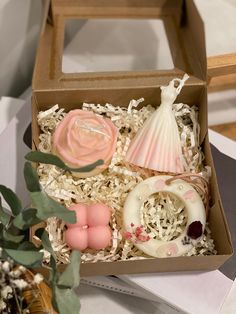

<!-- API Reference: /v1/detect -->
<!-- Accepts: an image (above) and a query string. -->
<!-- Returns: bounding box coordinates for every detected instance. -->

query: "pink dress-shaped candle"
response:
[125,74,189,173]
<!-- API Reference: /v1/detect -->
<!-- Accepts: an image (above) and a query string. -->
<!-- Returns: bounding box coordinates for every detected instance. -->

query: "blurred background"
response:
[0,0,235,210]
[0,0,41,97]
[0,0,236,124]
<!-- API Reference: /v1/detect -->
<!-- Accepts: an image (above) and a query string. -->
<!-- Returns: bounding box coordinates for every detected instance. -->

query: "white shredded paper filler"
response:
[37,100,216,264]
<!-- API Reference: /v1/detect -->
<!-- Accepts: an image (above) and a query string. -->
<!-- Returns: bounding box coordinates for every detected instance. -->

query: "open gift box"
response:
[31,0,233,276]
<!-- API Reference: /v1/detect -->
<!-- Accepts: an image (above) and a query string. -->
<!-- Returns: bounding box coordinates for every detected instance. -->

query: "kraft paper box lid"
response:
[33,0,207,92]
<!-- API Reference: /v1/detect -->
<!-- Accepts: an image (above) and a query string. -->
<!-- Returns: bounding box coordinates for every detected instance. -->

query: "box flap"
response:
[33,0,207,91]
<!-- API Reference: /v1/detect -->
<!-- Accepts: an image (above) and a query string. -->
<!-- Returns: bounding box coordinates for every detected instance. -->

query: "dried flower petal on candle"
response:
[187,221,203,239]
[123,224,151,243]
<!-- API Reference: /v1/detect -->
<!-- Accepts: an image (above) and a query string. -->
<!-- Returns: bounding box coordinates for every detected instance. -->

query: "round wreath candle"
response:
[52,109,117,177]
[65,203,112,251]
[123,175,206,258]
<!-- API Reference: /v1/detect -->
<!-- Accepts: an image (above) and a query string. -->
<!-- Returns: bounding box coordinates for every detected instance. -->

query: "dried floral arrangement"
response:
[36,98,216,265]
[0,250,43,314]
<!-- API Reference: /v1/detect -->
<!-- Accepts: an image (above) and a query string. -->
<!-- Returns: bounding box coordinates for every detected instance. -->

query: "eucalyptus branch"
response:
[0,151,90,313]
[12,287,23,314]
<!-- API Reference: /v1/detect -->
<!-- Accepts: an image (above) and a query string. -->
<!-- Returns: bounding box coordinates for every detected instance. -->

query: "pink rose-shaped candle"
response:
[65,203,112,251]
[52,109,117,177]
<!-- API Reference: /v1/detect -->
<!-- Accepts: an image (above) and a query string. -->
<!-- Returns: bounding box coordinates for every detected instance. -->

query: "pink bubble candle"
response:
[65,203,112,251]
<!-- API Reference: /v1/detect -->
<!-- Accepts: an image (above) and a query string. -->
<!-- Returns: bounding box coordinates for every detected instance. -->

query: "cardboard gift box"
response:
[31,0,233,276]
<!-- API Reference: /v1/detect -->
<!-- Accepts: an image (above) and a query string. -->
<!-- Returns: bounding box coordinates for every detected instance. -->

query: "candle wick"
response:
[75,118,111,139]
[173,74,189,94]
[81,225,88,230]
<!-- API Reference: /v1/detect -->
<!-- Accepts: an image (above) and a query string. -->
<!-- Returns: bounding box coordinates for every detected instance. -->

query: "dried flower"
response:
[2,261,10,273]
[1,286,13,299]
[123,231,132,240]
[33,273,44,284]
[0,299,7,311]
[187,221,203,239]
[18,265,26,273]
[12,279,29,290]
[123,224,151,244]
[0,259,35,313]
[9,269,21,278]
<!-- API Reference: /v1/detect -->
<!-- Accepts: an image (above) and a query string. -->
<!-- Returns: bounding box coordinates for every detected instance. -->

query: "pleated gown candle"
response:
[125,74,189,173]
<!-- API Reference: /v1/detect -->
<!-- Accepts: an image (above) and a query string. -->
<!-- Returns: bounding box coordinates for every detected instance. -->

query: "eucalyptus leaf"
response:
[0,239,18,250]
[25,151,104,174]
[29,260,45,269]
[3,230,25,243]
[0,185,22,215]
[0,223,3,235]
[4,249,43,267]
[24,162,41,192]
[36,228,56,260]
[18,241,40,251]
[30,191,76,223]
[53,286,81,314]
[51,294,59,314]
[25,151,66,169]
[49,255,58,287]
[0,197,11,225]
[66,159,104,173]
[57,251,81,288]
[13,208,41,230]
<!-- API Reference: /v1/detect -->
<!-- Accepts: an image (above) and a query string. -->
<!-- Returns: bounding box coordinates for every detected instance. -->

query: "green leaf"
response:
[0,185,22,215]
[36,228,56,260]
[0,240,18,250]
[53,286,81,314]
[0,197,11,225]
[30,191,76,223]
[49,254,58,285]
[25,151,66,169]
[4,249,43,267]
[0,223,3,234]
[25,151,104,174]
[24,162,41,192]
[13,208,41,230]
[0,228,19,249]
[57,251,81,288]
[18,241,40,251]
[3,230,25,243]
[66,159,104,173]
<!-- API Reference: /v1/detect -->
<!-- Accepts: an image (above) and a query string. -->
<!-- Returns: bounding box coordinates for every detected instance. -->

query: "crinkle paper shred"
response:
[37,100,216,264]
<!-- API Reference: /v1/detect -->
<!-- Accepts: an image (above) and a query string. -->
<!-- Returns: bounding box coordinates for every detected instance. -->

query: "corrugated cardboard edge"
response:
[33,0,206,92]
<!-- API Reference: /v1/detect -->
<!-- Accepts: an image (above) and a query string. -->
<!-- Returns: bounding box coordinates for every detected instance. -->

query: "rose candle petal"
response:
[52,109,117,177]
